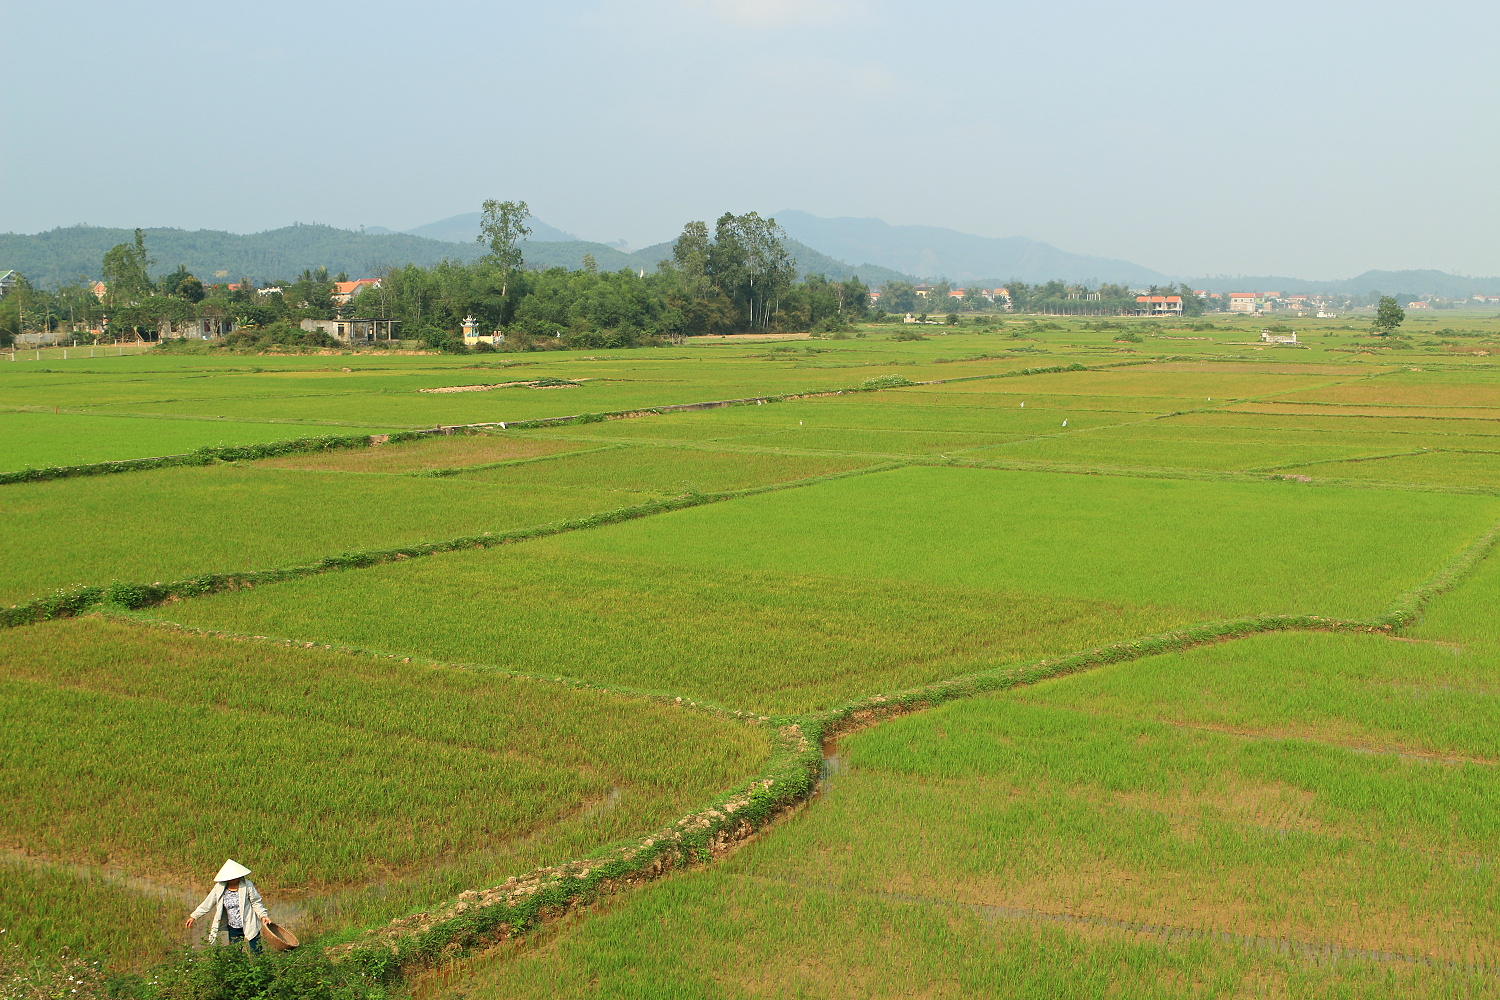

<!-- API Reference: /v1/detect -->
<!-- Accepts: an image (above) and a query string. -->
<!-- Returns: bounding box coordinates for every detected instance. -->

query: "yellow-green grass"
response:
[1277,375,1500,409]
[905,368,1364,401]
[421,871,1500,999]
[1277,450,1500,489]
[888,387,1186,413]
[791,699,1500,963]
[1167,408,1500,440]
[456,445,881,495]
[47,353,1032,429]
[0,465,627,605]
[1014,630,1500,762]
[529,396,1150,451]
[155,546,1185,715]
[435,683,1500,998]
[1132,361,1368,376]
[0,618,771,961]
[559,467,1496,619]
[1410,545,1500,649]
[156,467,1494,712]
[0,410,399,472]
[967,420,1430,471]
[255,432,591,473]
[1232,400,1500,420]
[0,861,180,970]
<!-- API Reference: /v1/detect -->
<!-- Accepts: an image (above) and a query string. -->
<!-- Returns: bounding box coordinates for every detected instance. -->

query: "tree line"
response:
[0,209,876,350]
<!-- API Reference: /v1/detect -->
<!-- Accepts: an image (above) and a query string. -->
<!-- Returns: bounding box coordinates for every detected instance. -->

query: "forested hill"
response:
[1,225,915,288]
[0,225,487,287]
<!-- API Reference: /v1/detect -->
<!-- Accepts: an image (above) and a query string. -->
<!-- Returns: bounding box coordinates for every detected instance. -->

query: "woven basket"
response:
[261,921,299,951]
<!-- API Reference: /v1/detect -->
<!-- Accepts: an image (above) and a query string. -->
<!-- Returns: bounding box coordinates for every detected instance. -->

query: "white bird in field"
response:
[1021,401,1025,407]
[1062,419,1068,427]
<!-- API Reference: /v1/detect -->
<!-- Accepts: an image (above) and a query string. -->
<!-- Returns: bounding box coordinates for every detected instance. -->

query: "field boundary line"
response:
[897,455,1500,497]
[0,461,908,628]
[1380,515,1500,630]
[102,608,777,725]
[300,612,1382,976]
[0,358,1131,487]
[407,443,632,479]
[0,429,442,487]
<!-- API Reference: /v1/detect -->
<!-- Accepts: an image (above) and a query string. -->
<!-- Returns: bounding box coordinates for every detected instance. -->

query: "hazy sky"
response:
[3,0,1496,278]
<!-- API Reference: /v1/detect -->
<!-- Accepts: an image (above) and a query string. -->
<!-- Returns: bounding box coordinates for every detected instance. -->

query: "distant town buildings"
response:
[1135,294,1183,316]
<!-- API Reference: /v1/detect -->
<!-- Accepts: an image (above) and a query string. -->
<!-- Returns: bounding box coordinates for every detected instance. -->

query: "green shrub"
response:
[859,375,918,390]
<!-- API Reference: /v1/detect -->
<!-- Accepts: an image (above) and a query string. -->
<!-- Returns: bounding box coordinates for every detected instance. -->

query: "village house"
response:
[914,284,934,299]
[1228,293,1260,314]
[159,310,235,341]
[332,279,381,305]
[1135,294,1183,316]
[300,317,400,342]
[0,270,18,298]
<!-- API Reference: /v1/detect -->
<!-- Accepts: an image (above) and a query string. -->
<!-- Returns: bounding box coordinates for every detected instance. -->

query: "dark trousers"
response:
[227,925,262,954]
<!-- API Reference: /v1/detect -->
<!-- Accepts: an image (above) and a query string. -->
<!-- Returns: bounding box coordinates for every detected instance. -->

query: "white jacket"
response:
[189,880,270,944]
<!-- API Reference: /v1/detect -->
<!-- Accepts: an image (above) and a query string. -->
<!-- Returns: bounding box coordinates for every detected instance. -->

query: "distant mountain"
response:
[1190,270,1500,298]
[0,223,915,289]
[774,210,1171,286]
[0,224,487,287]
[398,213,580,245]
[521,241,649,273]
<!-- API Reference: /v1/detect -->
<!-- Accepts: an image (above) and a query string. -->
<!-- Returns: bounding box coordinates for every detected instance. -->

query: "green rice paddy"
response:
[6,316,1500,993]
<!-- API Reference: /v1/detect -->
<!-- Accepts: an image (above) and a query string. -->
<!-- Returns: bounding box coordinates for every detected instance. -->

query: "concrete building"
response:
[1228,293,1260,314]
[300,317,400,342]
[1135,294,1184,316]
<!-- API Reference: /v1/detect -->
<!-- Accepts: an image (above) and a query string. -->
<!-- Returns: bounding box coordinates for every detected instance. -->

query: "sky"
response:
[2,0,1497,279]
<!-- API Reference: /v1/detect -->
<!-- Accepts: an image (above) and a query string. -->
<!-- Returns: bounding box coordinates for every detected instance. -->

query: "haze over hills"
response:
[3,213,1497,299]
[366,212,582,244]
[773,210,1173,287]
[0,220,916,289]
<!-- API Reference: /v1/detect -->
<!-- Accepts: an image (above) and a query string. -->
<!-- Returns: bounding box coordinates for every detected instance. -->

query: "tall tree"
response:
[101,229,155,306]
[1373,295,1405,336]
[707,212,795,329]
[477,199,532,297]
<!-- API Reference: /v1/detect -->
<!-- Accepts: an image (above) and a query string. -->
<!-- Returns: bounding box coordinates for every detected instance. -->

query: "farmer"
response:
[184,859,271,953]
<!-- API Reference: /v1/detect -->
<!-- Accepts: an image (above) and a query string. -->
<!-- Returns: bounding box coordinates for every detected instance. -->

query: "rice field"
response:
[8,322,1500,990]
[0,410,402,472]
[435,627,1500,998]
[0,618,771,962]
[151,465,1495,714]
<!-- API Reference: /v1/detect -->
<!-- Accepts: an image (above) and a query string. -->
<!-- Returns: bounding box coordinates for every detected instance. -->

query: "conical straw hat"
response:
[214,859,251,882]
